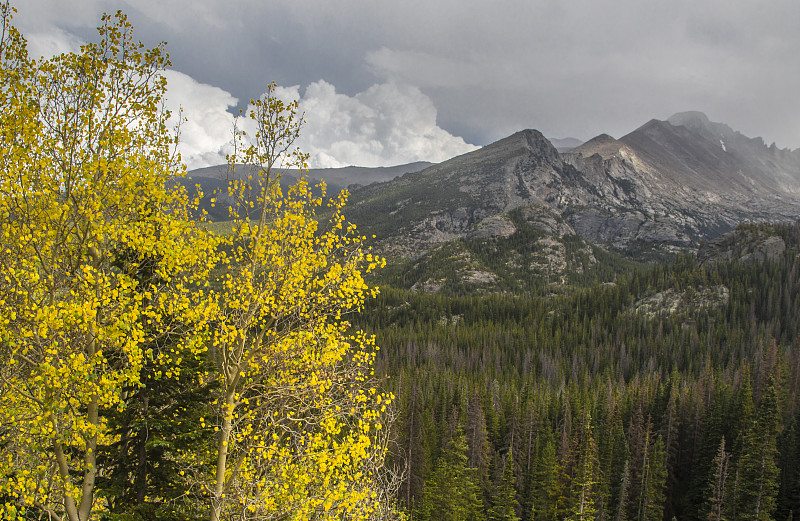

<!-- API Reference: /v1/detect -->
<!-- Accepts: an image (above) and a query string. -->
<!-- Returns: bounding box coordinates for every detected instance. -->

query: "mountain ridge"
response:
[183,161,432,220]
[342,112,800,291]
[184,112,800,292]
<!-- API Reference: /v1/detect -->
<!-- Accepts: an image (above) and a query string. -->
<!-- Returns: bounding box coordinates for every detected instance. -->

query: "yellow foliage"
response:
[0,6,395,521]
[193,83,395,521]
[0,7,216,521]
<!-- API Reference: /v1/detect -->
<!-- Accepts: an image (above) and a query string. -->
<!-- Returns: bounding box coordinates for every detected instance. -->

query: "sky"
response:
[12,0,800,170]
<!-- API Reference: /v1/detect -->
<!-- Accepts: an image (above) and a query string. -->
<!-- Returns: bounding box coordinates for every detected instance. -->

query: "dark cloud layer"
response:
[14,0,800,167]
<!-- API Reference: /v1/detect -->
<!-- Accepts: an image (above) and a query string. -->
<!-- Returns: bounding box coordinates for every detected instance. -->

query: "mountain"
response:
[563,112,800,250]
[188,161,432,190]
[180,112,800,292]
[347,129,583,252]
[549,136,584,152]
[183,161,432,220]
[343,112,800,291]
[619,111,800,196]
[344,130,635,291]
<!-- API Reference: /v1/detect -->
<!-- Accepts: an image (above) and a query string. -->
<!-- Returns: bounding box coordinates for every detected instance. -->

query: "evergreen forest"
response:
[361,222,800,521]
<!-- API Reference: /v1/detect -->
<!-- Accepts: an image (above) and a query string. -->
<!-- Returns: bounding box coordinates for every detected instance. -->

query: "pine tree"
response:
[467,390,493,494]
[615,460,631,521]
[777,415,800,521]
[734,372,756,457]
[417,428,485,521]
[630,412,653,521]
[705,436,731,521]
[736,377,780,521]
[567,412,599,521]
[601,404,630,521]
[660,377,680,520]
[95,247,216,521]
[489,450,521,521]
[398,382,429,511]
[641,436,667,521]
[531,431,560,521]
[691,380,728,517]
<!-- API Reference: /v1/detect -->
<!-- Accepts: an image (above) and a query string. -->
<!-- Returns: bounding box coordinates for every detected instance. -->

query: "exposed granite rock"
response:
[410,278,444,293]
[741,236,786,263]
[633,285,730,317]
[468,215,517,239]
[517,205,575,236]
[530,237,567,273]
[699,227,787,265]
[347,113,800,276]
[462,270,497,284]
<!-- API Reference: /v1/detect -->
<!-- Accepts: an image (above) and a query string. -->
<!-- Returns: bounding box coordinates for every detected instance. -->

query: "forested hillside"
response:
[361,222,800,521]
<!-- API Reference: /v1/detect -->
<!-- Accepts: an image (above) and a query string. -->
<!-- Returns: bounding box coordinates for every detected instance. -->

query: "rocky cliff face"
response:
[346,129,589,259]
[698,223,789,265]
[346,112,800,267]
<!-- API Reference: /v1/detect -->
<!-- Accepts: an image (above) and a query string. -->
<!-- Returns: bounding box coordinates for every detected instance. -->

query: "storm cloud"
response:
[14,0,800,168]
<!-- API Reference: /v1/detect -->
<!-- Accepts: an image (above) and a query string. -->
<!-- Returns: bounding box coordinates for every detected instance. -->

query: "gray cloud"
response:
[13,0,800,162]
[162,70,239,170]
[286,80,478,168]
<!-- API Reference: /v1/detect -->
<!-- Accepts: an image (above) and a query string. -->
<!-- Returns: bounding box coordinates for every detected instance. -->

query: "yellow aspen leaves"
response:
[0,5,395,521]
[0,6,216,521]
[196,83,395,521]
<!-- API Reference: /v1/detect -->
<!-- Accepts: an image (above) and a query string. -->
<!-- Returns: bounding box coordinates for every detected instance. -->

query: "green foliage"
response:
[417,429,485,521]
[368,222,800,521]
[566,413,598,521]
[488,451,521,521]
[736,377,780,521]
[96,336,216,521]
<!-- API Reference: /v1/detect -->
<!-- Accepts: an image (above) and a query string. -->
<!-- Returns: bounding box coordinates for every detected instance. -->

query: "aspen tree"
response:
[198,83,395,521]
[0,5,215,520]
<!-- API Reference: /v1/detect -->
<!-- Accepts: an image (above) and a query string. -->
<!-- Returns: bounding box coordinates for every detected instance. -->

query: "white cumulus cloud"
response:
[25,28,84,58]
[162,70,238,170]
[272,80,478,168]
[166,77,478,170]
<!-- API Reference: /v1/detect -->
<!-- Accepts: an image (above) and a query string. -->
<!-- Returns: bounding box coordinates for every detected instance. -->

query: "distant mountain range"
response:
[186,112,800,291]
[185,162,431,221]
[549,137,584,152]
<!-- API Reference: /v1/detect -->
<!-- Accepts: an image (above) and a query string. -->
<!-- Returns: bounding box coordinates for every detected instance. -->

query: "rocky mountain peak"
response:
[506,129,561,162]
[188,110,800,289]
[667,110,711,127]
[666,111,736,141]
[571,133,624,160]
